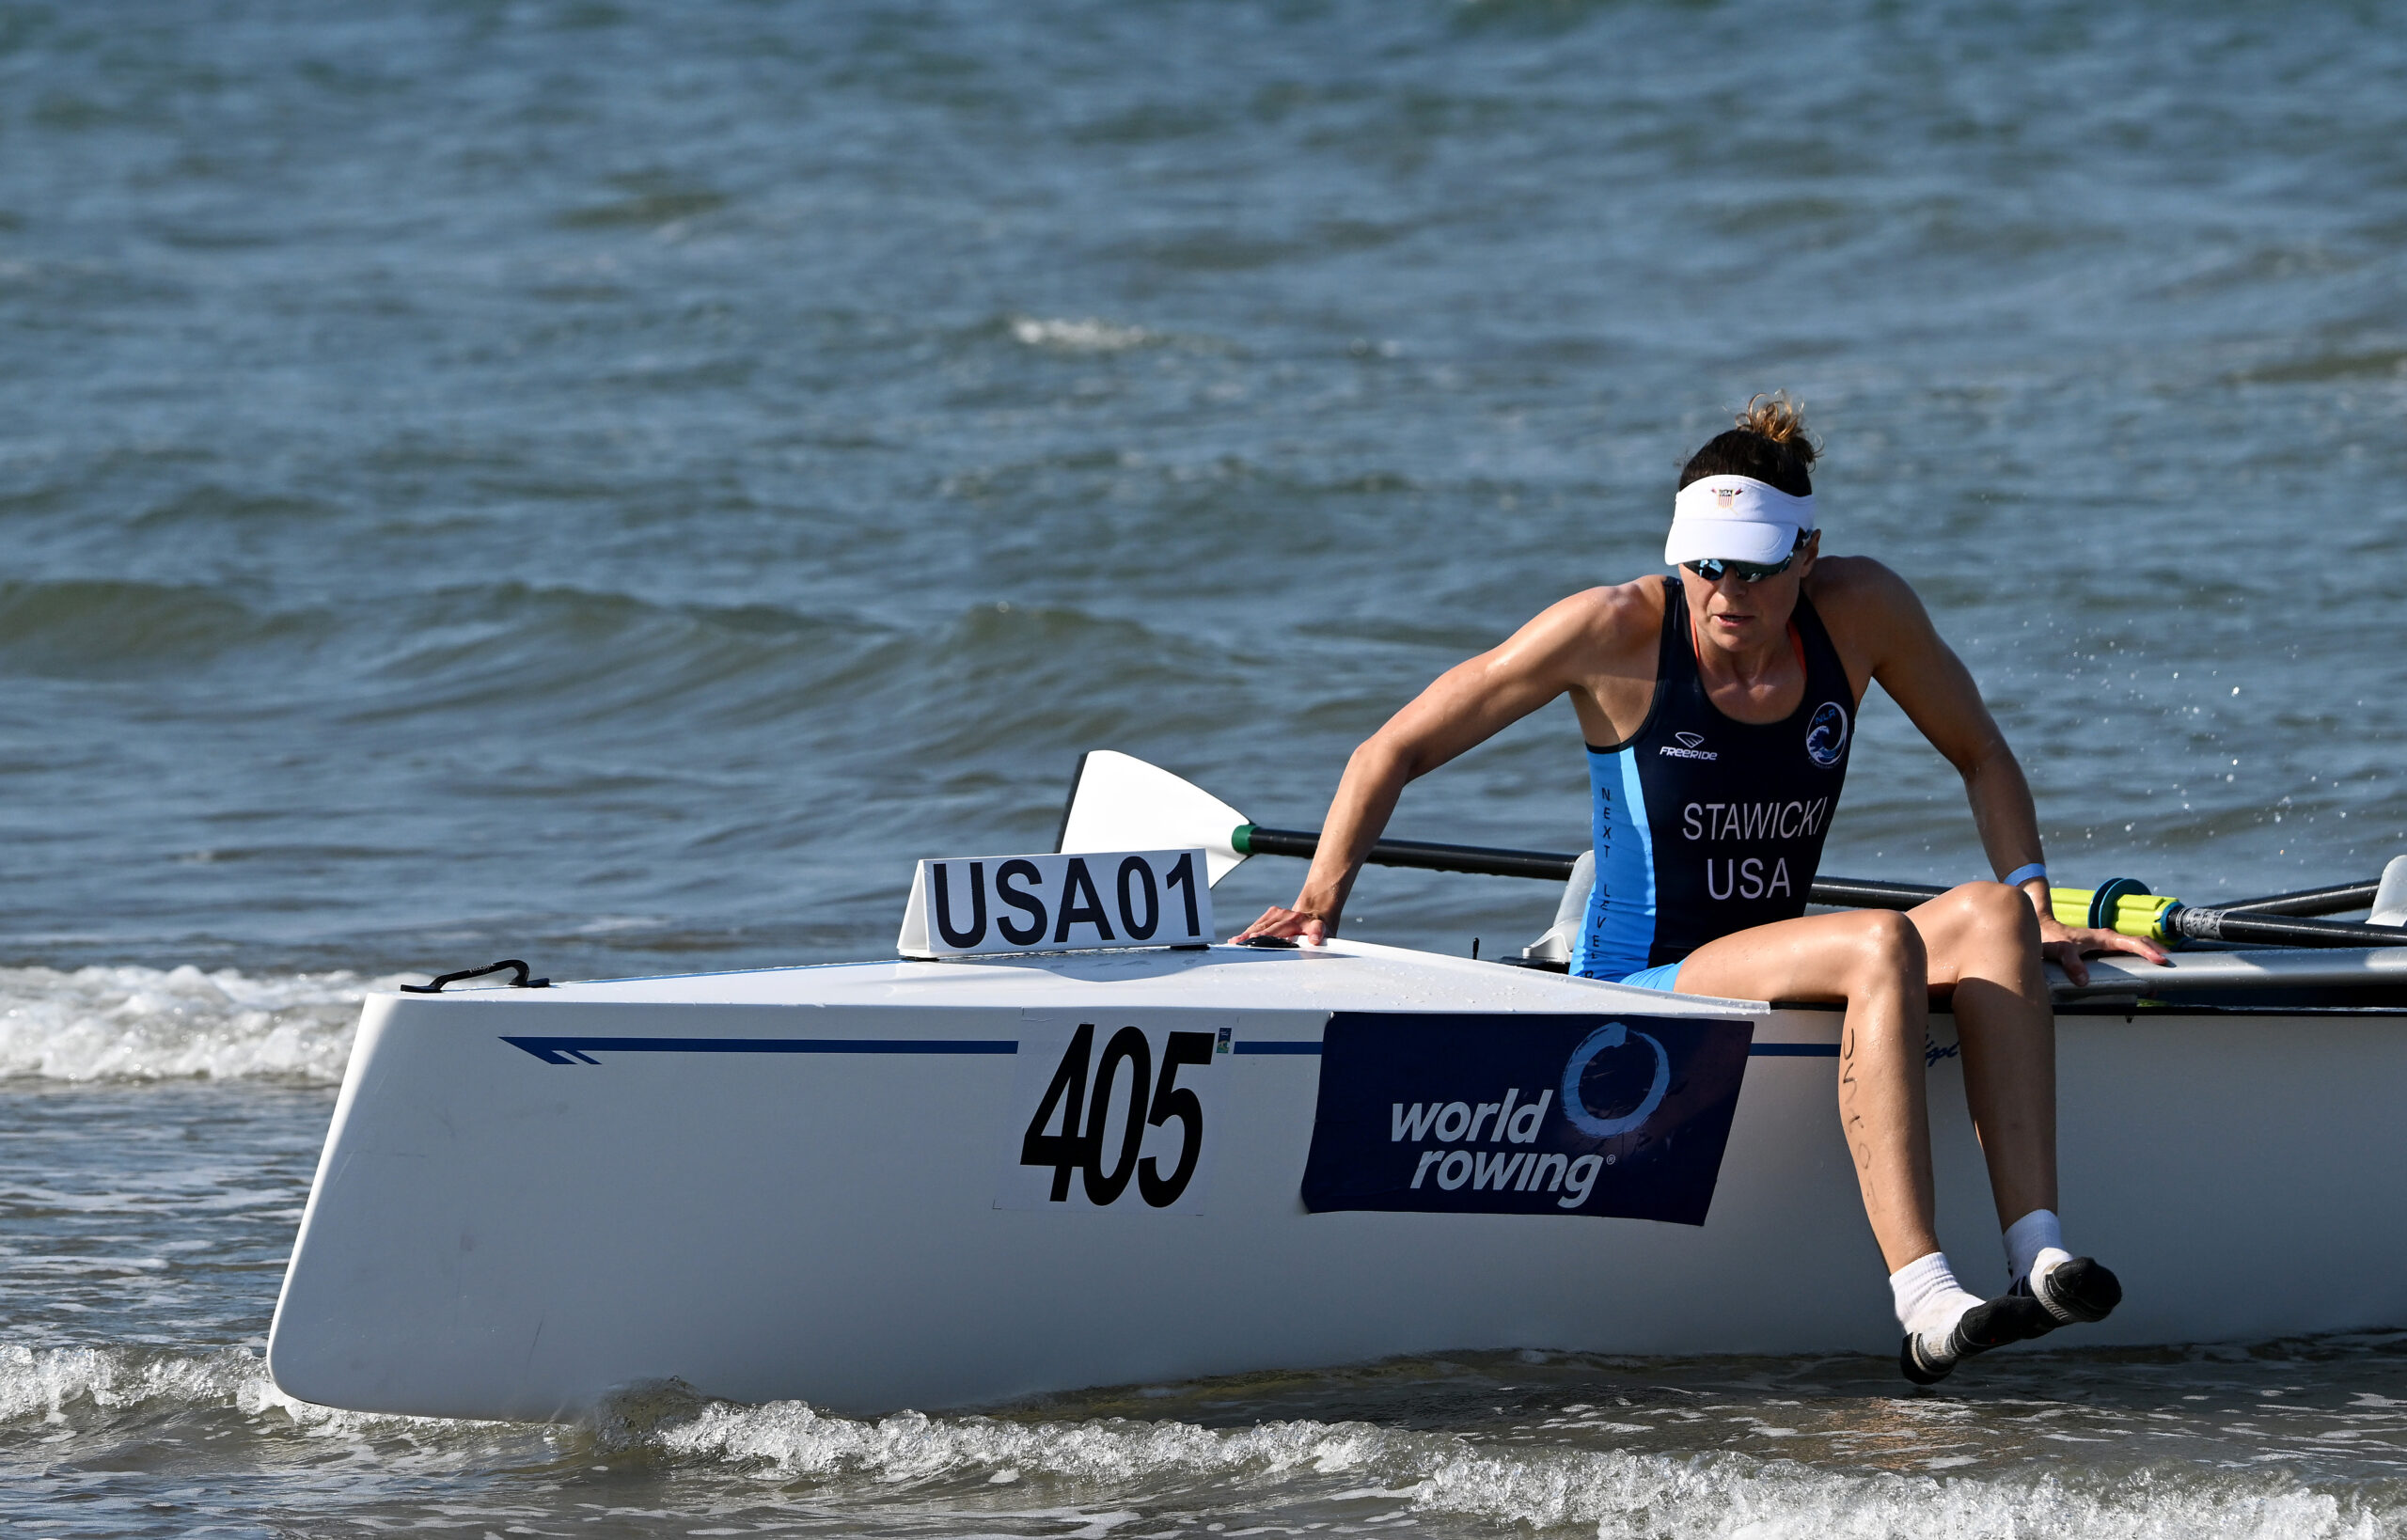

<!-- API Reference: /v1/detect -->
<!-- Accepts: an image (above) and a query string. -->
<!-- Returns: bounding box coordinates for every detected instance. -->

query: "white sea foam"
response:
[0,1343,402,1433]
[6,1352,2397,1537]
[0,964,401,1083]
[654,1398,2400,1539]
[655,1399,1392,1483]
[1009,316,1151,351]
[1413,1441,2389,1540]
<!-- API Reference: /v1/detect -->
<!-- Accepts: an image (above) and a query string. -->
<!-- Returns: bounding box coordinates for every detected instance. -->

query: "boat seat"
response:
[1522,848,1596,965]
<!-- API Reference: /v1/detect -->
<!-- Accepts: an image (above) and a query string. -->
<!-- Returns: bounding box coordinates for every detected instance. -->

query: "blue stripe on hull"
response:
[501,1034,1831,1064]
[1229,1041,1829,1059]
[503,1036,1017,1065]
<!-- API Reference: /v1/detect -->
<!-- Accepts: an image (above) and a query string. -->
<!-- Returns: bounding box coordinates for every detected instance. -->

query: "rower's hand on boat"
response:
[2038,916,2169,987]
[1234,904,1332,947]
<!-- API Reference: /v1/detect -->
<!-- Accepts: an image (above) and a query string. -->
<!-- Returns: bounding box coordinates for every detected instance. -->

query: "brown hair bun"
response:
[1677,390,1819,496]
[1735,392,1816,458]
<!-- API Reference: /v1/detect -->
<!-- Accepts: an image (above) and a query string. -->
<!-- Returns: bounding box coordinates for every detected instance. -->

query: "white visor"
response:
[1663,476,1817,566]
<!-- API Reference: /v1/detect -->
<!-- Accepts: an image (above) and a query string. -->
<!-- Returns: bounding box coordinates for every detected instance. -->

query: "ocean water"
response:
[6,0,2407,1533]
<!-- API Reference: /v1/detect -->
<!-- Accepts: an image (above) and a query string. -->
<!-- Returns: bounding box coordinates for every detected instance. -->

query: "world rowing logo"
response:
[1560,1022,1670,1138]
[1805,700,1849,768]
[1297,1013,1758,1224]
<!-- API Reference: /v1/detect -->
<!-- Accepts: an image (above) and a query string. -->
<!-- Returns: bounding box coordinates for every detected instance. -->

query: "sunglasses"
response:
[1681,533,1810,585]
[1684,551,1798,584]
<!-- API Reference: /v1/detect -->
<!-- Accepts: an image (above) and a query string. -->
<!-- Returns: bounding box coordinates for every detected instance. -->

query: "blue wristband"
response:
[2003,862,2048,888]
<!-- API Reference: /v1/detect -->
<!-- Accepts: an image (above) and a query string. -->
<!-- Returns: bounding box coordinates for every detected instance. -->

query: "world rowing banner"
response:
[1299,1012,1755,1226]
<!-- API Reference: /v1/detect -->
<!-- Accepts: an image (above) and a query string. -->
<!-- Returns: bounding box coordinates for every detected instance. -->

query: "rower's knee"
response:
[1941,881,2042,954]
[1846,908,1926,990]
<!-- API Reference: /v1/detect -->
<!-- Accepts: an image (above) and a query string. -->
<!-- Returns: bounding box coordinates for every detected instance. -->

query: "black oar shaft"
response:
[1235,825,1945,909]
[1238,825,1576,881]
[1233,824,2407,949]
[1806,875,1949,910]
[2215,881,2380,918]
[2172,907,2404,949]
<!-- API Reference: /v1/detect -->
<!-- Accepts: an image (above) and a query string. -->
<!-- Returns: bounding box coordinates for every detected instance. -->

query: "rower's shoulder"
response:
[1805,554,1926,618]
[1805,556,1946,677]
[1542,576,1668,640]
[1478,580,1662,694]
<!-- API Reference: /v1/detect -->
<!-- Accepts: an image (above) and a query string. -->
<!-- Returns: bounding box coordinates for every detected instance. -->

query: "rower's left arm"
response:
[1841,560,2169,983]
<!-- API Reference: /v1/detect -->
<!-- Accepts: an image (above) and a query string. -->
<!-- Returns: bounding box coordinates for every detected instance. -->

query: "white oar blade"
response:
[1056,750,1251,886]
[2370,854,2407,927]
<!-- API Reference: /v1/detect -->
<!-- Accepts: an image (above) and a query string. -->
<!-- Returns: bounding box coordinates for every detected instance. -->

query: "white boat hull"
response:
[266,940,2407,1419]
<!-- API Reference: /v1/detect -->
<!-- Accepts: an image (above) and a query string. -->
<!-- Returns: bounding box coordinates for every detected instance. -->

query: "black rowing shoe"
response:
[2010,1256,2123,1336]
[1899,1294,2055,1386]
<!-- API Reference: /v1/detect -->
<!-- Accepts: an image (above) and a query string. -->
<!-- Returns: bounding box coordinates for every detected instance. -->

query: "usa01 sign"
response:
[1299,1011,1754,1227]
[896,849,1212,959]
[995,1012,1226,1214]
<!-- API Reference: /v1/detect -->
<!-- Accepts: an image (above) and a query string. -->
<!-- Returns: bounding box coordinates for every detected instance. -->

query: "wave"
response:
[0,576,892,712]
[0,567,1363,762]
[0,1344,438,1437]
[6,1344,299,1426]
[338,589,1222,756]
[0,579,316,679]
[0,964,394,1083]
[1411,1442,2386,1540]
[651,1396,1392,1485]
[649,1398,2394,1538]
[6,1344,2396,1537]
[1008,316,1153,352]
[338,581,883,728]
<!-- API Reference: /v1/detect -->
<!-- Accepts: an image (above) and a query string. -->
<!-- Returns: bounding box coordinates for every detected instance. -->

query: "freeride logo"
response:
[1660,731,1717,762]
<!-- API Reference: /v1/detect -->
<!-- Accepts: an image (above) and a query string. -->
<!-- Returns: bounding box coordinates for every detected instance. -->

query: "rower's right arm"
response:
[1234,582,1659,945]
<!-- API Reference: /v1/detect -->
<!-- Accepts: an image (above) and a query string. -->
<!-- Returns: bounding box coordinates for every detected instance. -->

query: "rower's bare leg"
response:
[1905,881,2118,1328]
[1671,910,1939,1271]
[1906,883,2055,1230]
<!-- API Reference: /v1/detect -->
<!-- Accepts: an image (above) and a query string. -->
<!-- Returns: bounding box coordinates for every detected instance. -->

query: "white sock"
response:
[2004,1209,2070,1285]
[1889,1251,1981,1344]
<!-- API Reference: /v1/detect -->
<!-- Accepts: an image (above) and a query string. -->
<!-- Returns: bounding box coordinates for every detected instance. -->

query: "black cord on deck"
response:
[400,959,551,993]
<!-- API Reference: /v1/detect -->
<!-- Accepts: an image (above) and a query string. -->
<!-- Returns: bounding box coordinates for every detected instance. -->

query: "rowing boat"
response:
[265,761,2407,1421]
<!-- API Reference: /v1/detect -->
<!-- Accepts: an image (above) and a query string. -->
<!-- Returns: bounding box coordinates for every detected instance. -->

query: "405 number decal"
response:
[995,1013,1227,1213]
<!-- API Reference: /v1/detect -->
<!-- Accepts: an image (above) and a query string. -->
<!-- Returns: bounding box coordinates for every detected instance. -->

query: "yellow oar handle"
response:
[2049,882,2180,943]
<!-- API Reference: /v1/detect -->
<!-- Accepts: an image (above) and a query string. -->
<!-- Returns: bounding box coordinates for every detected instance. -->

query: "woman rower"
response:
[1235,395,2165,1383]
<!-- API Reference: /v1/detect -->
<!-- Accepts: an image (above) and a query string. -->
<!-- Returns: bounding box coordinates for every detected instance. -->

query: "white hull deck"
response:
[267,939,2407,1420]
